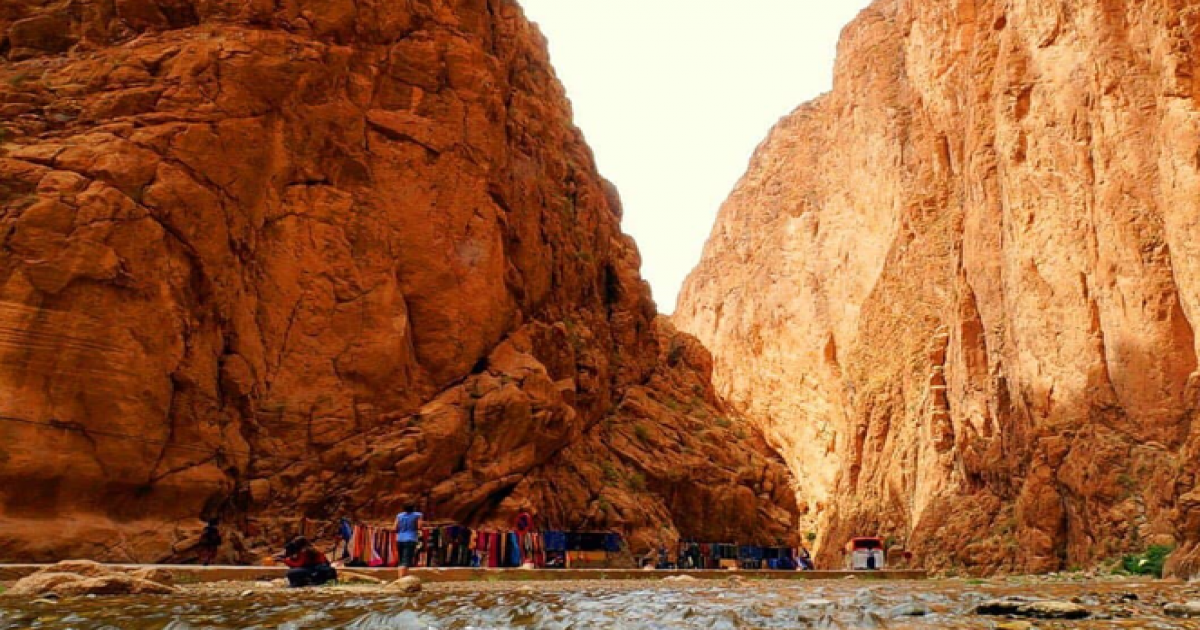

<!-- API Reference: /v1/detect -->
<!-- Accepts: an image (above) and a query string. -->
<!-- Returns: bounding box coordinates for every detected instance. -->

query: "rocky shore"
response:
[5,562,1200,628]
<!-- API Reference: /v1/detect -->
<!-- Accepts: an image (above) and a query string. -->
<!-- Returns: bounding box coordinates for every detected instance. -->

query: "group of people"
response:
[279,506,422,587]
[194,505,423,588]
[197,517,340,587]
[201,507,816,588]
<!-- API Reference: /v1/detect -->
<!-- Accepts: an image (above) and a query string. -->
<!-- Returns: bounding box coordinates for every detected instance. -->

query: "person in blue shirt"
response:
[395,504,423,578]
[336,517,353,561]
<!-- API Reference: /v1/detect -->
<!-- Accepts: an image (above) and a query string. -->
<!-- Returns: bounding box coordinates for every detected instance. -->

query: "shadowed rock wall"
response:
[0,0,797,561]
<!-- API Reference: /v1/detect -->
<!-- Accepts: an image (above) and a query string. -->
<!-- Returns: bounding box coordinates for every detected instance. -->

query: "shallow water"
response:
[4,578,1200,629]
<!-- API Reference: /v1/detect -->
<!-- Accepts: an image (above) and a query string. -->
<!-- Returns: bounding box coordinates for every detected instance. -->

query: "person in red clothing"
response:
[280,536,337,587]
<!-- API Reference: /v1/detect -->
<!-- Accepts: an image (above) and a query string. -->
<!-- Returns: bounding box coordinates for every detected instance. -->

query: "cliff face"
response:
[0,0,797,561]
[677,0,1200,574]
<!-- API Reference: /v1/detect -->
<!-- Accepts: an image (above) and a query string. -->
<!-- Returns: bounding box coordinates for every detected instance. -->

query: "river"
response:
[3,577,1200,629]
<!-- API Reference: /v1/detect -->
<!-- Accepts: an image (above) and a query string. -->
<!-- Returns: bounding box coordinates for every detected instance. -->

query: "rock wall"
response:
[677,0,1200,574]
[0,0,797,561]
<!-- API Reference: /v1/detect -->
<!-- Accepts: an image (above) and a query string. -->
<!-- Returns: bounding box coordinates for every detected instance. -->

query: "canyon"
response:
[0,0,797,562]
[677,0,1200,574]
[4,0,1199,578]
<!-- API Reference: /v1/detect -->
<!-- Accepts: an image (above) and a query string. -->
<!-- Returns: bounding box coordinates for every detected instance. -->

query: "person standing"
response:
[336,517,353,561]
[395,504,423,578]
[197,518,222,567]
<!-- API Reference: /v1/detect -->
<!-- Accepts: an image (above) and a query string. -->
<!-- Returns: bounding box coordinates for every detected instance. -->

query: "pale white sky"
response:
[520,1,874,312]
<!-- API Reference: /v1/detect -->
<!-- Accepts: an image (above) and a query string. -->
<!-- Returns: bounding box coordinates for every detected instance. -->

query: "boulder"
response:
[1165,601,1200,618]
[1022,600,1091,619]
[976,598,1090,620]
[6,13,75,57]
[10,572,176,597]
[7,561,177,597]
[131,567,175,585]
[662,575,698,582]
[7,573,83,597]
[33,560,111,579]
[386,576,422,594]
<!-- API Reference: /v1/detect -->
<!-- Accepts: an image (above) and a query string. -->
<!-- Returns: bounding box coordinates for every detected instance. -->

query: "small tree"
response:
[1120,545,1174,578]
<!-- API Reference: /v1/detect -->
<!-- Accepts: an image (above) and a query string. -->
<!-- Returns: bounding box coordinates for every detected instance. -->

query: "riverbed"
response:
[3,577,1200,629]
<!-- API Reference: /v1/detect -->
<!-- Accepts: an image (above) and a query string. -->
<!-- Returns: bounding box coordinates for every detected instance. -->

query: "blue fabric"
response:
[739,546,764,561]
[395,511,423,543]
[603,534,622,553]
[339,518,353,541]
[544,531,567,552]
[508,533,522,566]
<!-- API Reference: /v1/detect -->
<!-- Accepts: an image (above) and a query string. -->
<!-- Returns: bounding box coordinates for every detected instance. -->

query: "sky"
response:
[519,1,875,313]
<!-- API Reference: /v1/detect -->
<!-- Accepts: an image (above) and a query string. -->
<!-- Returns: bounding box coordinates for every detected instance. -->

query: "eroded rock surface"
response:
[676,0,1200,574]
[7,560,177,597]
[976,598,1091,620]
[0,0,796,561]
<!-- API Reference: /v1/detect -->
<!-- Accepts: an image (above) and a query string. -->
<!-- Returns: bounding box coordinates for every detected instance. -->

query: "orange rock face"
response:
[0,0,796,561]
[677,0,1200,575]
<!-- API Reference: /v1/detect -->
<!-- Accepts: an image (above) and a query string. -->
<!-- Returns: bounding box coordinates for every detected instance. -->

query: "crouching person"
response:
[281,537,337,587]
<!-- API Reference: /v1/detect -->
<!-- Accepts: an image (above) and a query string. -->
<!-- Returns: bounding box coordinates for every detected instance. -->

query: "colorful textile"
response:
[677,542,800,570]
[544,531,567,552]
[340,521,623,570]
[508,532,522,567]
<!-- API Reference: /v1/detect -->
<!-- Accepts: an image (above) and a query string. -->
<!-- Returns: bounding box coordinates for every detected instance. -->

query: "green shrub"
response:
[600,460,620,484]
[1119,545,1174,578]
[714,417,732,429]
[633,423,650,443]
[628,472,647,492]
